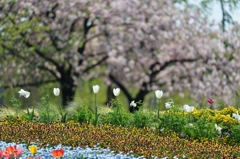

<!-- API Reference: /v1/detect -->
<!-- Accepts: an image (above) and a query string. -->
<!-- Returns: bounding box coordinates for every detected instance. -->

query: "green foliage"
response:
[158,107,188,133]
[230,125,240,144]
[37,94,57,123]
[22,108,36,122]
[132,108,156,128]
[9,96,22,116]
[182,116,218,139]
[58,110,68,123]
[100,99,133,126]
[70,105,93,123]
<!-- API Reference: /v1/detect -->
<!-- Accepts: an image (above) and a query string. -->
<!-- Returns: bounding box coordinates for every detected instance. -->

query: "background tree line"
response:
[0,0,240,112]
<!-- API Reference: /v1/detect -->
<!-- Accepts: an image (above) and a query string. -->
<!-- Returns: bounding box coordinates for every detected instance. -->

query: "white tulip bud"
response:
[53,88,60,96]
[93,85,100,94]
[155,90,163,99]
[113,88,120,96]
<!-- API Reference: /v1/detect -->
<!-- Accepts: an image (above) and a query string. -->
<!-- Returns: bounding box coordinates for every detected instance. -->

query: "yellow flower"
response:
[29,145,37,155]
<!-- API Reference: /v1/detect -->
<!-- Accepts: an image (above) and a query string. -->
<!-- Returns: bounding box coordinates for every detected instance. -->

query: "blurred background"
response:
[0,0,240,111]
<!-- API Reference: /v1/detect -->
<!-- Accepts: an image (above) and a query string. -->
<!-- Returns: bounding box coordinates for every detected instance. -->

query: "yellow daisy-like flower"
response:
[29,145,37,155]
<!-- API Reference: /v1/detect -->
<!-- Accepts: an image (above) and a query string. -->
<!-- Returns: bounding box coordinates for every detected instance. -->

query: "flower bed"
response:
[1,117,240,158]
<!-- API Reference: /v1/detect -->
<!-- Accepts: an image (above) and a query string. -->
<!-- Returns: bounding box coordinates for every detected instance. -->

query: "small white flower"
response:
[188,123,193,127]
[232,111,240,123]
[18,89,30,98]
[165,102,173,109]
[92,85,100,94]
[183,104,194,113]
[155,90,163,99]
[53,88,60,96]
[130,101,137,107]
[113,88,120,96]
[215,124,222,134]
[232,111,239,118]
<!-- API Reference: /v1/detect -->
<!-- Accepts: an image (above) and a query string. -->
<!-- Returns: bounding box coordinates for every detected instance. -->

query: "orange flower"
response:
[52,148,64,158]
[5,146,14,156]
[5,145,22,158]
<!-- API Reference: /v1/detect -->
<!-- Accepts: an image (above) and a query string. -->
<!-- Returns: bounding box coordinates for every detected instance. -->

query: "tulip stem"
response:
[94,94,99,126]
[157,100,160,119]
[25,98,35,121]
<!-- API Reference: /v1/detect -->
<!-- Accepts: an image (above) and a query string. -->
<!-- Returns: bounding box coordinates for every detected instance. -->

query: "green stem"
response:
[188,113,191,123]
[94,94,98,126]
[25,98,31,120]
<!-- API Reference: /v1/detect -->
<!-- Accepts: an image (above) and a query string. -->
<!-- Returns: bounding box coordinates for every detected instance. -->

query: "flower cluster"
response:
[0,144,64,159]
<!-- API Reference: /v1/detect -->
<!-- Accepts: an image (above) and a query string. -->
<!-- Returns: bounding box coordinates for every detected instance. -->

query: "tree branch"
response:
[83,55,108,73]
[109,74,133,101]
[159,58,198,73]
[20,33,62,72]
[77,18,93,54]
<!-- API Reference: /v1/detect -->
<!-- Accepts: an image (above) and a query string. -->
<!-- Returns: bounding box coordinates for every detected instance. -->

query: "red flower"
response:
[208,99,214,104]
[52,148,64,158]
[0,149,3,158]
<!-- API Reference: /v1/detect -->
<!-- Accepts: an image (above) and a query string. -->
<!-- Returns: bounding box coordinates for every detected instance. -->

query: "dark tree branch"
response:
[37,65,59,80]
[86,52,108,58]
[46,3,58,19]
[69,17,81,34]
[83,55,108,73]
[47,31,63,52]
[109,74,133,102]
[20,33,62,71]
[84,33,103,44]
[77,18,93,54]
[2,42,60,81]
[159,58,198,73]
[220,0,226,32]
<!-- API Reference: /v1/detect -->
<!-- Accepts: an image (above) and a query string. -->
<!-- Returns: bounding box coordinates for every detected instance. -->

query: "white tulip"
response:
[130,100,137,107]
[155,90,163,99]
[183,104,194,113]
[165,102,172,109]
[232,111,240,123]
[215,124,222,134]
[92,85,100,94]
[113,88,120,96]
[53,88,60,96]
[18,89,30,98]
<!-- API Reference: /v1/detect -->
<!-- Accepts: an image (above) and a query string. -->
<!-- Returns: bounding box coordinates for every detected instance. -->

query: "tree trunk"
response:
[129,89,149,113]
[59,76,77,108]
[105,85,114,106]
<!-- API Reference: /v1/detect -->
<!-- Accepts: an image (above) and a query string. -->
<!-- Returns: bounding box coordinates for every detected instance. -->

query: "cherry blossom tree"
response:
[102,0,240,112]
[0,0,111,107]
